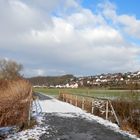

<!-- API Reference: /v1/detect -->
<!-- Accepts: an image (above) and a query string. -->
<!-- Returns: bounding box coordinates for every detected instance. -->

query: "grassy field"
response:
[34,87,140,100]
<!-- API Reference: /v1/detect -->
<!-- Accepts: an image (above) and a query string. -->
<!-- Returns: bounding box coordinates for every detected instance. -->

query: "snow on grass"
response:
[6,126,46,140]
[6,114,48,140]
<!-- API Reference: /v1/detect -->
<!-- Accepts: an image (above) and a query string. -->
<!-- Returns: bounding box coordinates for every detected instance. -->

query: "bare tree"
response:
[0,59,23,80]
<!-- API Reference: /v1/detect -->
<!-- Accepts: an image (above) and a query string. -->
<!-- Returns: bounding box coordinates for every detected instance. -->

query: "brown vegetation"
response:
[112,100,140,136]
[0,78,32,127]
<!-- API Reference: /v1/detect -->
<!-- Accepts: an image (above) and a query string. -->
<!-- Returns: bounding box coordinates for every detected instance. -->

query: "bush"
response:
[0,59,23,80]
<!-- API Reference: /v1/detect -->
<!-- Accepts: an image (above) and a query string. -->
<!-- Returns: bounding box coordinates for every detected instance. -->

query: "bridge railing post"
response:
[109,100,120,126]
[82,97,85,110]
[70,95,72,104]
[91,99,94,114]
[106,101,109,120]
[75,96,77,106]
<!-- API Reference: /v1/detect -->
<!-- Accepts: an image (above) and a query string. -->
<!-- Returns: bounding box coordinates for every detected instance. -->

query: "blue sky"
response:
[82,0,140,18]
[0,0,140,77]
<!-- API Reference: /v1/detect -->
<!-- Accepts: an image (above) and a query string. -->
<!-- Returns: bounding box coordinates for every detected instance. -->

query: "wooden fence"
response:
[59,93,120,126]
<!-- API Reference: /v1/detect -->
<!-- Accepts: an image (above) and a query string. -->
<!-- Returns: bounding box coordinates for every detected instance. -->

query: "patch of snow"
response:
[55,113,79,118]
[39,98,83,113]
[0,127,17,137]
[6,114,48,140]
[80,113,139,140]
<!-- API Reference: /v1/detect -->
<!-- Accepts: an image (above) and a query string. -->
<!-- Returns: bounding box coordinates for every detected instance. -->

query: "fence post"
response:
[75,96,77,106]
[109,100,120,126]
[106,101,109,120]
[28,100,31,126]
[70,95,72,104]
[59,90,60,97]
[87,90,89,95]
[68,94,69,102]
[63,94,64,101]
[66,94,68,103]
[91,99,94,114]
[82,97,85,110]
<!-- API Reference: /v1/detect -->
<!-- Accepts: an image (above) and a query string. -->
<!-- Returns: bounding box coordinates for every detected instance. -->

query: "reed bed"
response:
[0,79,32,127]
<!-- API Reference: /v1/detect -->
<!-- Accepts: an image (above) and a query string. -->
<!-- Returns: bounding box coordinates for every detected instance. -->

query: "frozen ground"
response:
[5,93,140,140]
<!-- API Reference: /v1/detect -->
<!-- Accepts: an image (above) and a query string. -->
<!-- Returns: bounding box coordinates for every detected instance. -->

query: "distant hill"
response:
[28,71,140,89]
[28,74,75,86]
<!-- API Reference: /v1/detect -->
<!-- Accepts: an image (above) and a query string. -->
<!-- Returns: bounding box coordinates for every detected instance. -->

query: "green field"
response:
[34,87,140,100]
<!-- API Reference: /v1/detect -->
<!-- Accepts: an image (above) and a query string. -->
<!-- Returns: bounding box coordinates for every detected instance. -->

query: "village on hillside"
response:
[30,71,140,89]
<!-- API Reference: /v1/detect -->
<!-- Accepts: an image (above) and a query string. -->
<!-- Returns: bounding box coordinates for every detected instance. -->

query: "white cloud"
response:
[67,9,106,28]
[0,0,47,45]
[24,68,45,77]
[35,69,45,76]
[79,26,123,45]
[0,0,140,76]
[100,1,140,39]
[98,0,117,21]
[118,15,140,38]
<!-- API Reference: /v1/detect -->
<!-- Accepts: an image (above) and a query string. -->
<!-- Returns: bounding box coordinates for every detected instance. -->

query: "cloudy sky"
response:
[0,0,140,77]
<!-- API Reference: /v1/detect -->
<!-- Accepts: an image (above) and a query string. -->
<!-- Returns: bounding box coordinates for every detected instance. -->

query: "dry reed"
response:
[0,78,32,127]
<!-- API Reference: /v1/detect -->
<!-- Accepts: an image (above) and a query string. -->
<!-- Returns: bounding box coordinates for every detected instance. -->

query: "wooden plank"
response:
[75,96,77,106]
[109,100,120,126]
[91,99,94,114]
[106,101,109,120]
[82,97,85,110]
[70,95,72,104]
[63,94,64,101]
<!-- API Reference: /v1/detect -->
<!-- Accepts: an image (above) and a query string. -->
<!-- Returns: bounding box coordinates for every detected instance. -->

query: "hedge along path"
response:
[0,78,32,127]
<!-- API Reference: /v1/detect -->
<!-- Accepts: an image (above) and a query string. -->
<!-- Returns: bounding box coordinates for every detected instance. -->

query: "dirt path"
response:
[40,113,135,140]
[35,93,138,140]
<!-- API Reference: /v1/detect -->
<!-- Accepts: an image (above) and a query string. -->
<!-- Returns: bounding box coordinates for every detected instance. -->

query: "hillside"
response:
[28,71,140,89]
[28,74,75,86]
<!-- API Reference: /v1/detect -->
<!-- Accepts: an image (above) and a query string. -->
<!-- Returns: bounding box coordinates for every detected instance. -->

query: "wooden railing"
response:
[59,93,120,126]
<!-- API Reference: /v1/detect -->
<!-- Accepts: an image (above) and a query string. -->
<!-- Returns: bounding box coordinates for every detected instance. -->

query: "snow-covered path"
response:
[38,94,84,113]
[37,93,139,140]
[6,93,139,140]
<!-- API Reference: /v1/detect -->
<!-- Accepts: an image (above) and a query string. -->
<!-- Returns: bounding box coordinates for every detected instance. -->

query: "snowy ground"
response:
[5,93,140,140]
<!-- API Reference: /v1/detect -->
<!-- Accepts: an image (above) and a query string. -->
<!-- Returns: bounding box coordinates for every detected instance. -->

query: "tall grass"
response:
[112,99,140,136]
[0,79,32,127]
